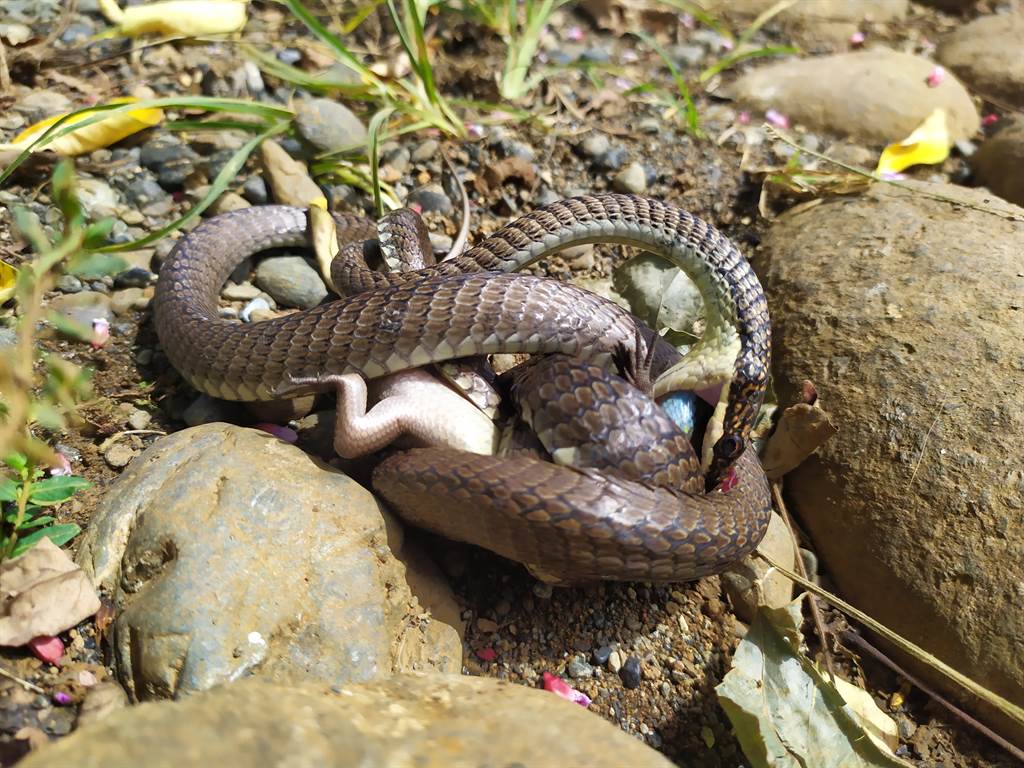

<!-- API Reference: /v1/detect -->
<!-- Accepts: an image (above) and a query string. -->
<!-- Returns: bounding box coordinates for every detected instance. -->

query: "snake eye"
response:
[716,434,744,460]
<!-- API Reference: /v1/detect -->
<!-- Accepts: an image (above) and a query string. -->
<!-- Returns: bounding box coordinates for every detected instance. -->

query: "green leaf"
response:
[66,251,127,278]
[46,310,94,342]
[17,515,56,530]
[4,452,28,472]
[11,523,81,557]
[28,401,66,431]
[82,217,117,249]
[0,476,18,502]
[51,159,83,227]
[717,602,912,768]
[28,475,90,505]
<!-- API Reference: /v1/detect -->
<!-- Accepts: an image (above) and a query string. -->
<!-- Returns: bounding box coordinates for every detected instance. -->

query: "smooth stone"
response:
[592,145,628,172]
[75,424,463,701]
[55,274,83,293]
[19,676,674,768]
[123,176,174,218]
[12,89,72,122]
[241,175,268,205]
[721,48,980,144]
[139,134,199,187]
[103,442,136,469]
[181,394,236,427]
[579,133,610,158]
[259,139,324,207]
[972,117,1024,206]
[611,162,647,194]
[760,180,1024,744]
[75,178,120,219]
[127,409,152,430]
[937,12,1024,108]
[411,139,439,164]
[407,184,453,215]
[612,252,703,335]
[254,256,327,310]
[113,267,154,289]
[220,281,261,301]
[294,98,368,153]
[47,291,113,328]
[109,287,153,316]
[209,191,249,214]
[620,657,642,689]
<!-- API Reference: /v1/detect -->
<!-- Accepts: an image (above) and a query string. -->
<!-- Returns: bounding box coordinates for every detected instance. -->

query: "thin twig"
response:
[771,481,835,680]
[765,124,1024,222]
[0,665,46,694]
[908,398,947,487]
[841,629,1024,763]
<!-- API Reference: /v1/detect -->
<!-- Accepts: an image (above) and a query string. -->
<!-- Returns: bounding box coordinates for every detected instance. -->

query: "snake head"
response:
[707,433,745,491]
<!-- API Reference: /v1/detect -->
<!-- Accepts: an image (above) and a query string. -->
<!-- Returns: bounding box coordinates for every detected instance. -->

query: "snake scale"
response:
[153,193,772,582]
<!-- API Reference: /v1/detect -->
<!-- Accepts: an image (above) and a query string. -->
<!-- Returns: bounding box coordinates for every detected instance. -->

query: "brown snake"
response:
[154,194,772,582]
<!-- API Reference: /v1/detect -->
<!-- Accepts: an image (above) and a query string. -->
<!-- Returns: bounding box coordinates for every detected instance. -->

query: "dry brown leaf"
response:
[0,538,101,647]
[474,156,538,196]
[761,396,838,479]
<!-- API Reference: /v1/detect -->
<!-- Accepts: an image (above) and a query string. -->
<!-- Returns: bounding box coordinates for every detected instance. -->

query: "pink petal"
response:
[49,453,72,476]
[849,31,865,47]
[565,25,583,42]
[982,114,999,127]
[475,647,497,662]
[765,109,789,129]
[90,318,109,349]
[926,66,945,88]
[28,635,64,666]
[737,111,751,125]
[253,423,298,443]
[542,672,592,707]
[52,691,73,706]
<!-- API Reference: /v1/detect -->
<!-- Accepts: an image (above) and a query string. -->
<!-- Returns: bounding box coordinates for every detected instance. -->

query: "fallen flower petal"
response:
[926,65,945,88]
[542,672,592,707]
[982,113,999,127]
[7,98,163,157]
[875,108,951,176]
[28,635,65,665]
[52,691,73,706]
[99,0,247,37]
[849,31,865,47]
[91,318,110,349]
[49,453,73,477]
[764,109,789,129]
[253,423,298,443]
[475,647,497,662]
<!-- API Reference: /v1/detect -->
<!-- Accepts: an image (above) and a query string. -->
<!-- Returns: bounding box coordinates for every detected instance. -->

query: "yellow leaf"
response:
[0,260,17,304]
[875,108,951,176]
[9,98,163,156]
[101,0,248,37]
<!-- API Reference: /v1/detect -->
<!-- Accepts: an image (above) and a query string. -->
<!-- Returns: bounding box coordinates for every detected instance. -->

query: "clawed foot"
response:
[613,325,658,396]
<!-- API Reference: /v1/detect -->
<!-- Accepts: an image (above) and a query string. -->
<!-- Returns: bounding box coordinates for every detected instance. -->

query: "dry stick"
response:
[0,665,46,695]
[770,481,835,680]
[840,629,1024,763]
[755,551,1024,739]
[764,124,1024,223]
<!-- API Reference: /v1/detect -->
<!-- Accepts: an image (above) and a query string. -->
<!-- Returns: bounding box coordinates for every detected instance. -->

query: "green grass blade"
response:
[368,107,396,218]
[98,121,289,253]
[634,31,701,135]
[736,0,799,47]
[699,45,799,83]
[241,43,373,96]
[280,0,379,84]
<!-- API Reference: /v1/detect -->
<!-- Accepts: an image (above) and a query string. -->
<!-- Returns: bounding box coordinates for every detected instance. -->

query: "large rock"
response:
[76,424,462,701]
[702,0,906,44]
[759,181,1024,741]
[722,48,980,144]
[973,117,1024,206]
[19,675,675,768]
[937,12,1024,108]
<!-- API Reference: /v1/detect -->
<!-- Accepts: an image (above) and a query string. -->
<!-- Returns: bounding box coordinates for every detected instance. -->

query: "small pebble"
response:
[607,650,623,673]
[532,582,554,600]
[612,162,647,194]
[592,645,612,666]
[254,257,327,310]
[55,274,83,293]
[411,139,440,164]
[567,659,594,679]
[114,267,154,289]
[592,145,627,171]
[407,185,453,215]
[127,410,152,430]
[242,175,269,205]
[620,657,642,689]
[221,281,262,301]
[104,442,137,468]
[476,618,499,633]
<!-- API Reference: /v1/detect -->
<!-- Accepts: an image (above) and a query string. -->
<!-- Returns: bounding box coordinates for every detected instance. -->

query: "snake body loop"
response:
[153,194,773,581]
